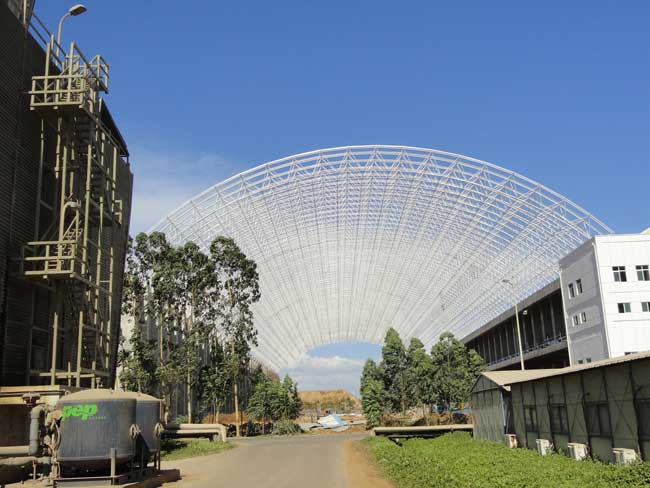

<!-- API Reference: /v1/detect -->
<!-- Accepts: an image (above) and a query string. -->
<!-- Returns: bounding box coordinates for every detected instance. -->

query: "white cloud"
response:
[127,145,234,234]
[280,353,366,397]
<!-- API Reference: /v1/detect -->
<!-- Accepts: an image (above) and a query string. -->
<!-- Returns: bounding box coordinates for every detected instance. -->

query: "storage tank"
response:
[56,390,136,470]
[129,393,163,456]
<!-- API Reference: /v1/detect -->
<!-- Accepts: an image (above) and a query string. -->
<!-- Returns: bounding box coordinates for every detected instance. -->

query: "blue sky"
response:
[36,1,650,394]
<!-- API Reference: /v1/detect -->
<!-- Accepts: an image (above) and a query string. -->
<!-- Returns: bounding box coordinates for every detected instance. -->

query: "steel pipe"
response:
[0,446,29,457]
[0,456,50,466]
[29,405,46,456]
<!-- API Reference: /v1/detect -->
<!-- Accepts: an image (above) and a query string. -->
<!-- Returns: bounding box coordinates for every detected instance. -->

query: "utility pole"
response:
[502,279,525,370]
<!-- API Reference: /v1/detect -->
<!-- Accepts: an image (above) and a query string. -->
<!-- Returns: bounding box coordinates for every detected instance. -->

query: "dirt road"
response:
[162,432,392,488]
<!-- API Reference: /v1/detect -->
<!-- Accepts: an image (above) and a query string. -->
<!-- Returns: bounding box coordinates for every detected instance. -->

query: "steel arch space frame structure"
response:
[153,146,611,370]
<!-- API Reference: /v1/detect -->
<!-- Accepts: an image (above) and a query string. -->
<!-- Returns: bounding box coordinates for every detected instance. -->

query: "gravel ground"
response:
[161,432,387,488]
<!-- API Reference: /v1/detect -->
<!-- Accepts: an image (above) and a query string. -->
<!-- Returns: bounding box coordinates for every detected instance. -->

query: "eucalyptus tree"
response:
[247,377,277,433]
[406,337,434,415]
[119,237,156,393]
[176,241,216,422]
[130,232,185,405]
[280,374,302,420]
[360,358,383,396]
[430,332,485,412]
[117,326,157,393]
[361,379,386,428]
[209,236,261,437]
[381,328,409,414]
[122,236,144,320]
[247,374,301,433]
[198,336,231,423]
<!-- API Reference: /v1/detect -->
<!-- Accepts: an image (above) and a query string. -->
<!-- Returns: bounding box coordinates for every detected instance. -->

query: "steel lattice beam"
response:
[151,146,611,369]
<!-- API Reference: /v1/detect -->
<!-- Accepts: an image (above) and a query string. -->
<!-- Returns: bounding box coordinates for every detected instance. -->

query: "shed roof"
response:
[482,370,562,389]
[504,351,650,385]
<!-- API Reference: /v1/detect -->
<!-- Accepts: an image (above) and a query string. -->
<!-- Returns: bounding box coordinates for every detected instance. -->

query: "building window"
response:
[581,311,587,323]
[578,359,584,364]
[524,405,538,432]
[586,357,592,363]
[584,401,611,437]
[576,279,583,294]
[549,404,569,434]
[568,283,575,298]
[572,315,580,326]
[637,265,650,281]
[642,301,650,313]
[613,266,627,282]
[618,302,631,313]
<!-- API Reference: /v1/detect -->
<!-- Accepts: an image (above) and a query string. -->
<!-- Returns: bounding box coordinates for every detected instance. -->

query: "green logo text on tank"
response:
[61,404,101,421]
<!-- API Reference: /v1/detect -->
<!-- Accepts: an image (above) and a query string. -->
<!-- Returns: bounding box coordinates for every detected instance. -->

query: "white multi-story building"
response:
[560,230,650,365]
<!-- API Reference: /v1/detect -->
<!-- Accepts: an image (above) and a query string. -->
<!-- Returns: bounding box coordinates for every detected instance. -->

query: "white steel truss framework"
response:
[153,146,611,370]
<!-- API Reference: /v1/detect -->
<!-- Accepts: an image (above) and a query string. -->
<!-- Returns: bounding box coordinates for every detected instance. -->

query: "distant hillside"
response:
[299,389,361,411]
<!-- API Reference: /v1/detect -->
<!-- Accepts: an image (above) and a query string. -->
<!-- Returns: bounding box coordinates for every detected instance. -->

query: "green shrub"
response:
[272,419,302,435]
[160,439,233,461]
[365,432,650,488]
[172,415,189,424]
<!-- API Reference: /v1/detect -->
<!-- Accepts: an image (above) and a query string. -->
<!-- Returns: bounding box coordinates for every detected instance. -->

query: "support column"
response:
[538,305,545,342]
[529,311,537,348]
[549,300,557,338]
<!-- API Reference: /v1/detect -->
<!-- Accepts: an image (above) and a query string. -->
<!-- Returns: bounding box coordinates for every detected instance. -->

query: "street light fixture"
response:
[56,4,87,55]
[502,279,525,370]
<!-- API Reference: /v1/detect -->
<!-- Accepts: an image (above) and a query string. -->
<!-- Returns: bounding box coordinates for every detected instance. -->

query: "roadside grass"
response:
[364,432,650,488]
[160,438,234,461]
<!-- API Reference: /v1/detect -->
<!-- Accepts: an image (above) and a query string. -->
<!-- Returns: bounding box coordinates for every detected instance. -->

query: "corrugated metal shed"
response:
[504,351,650,385]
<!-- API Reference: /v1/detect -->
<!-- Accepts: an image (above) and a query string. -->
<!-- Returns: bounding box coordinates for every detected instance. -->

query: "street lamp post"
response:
[56,4,87,57]
[502,279,525,370]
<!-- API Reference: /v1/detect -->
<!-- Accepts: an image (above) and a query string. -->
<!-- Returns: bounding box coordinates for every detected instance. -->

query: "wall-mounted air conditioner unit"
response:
[567,442,588,460]
[613,448,638,464]
[536,438,552,455]
[504,434,518,448]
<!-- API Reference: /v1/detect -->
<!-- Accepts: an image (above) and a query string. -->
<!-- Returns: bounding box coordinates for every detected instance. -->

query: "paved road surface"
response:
[163,433,370,488]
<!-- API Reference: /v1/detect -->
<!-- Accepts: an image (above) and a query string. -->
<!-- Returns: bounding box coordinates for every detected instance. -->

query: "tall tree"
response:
[132,232,184,406]
[361,379,386,428]
[430,332,485,412]
[118,325,157,393]
[280,374,302,420]
[360,358,386,427]
[360,359,383,396]
[381,328,409,414]
[176,242,216,422]
[247,375,300,433]
[122,236,144,320]
[406,337,434,414]
[198,337,231,423]
[119,237,156,393]
[210,236,261,437]
[246,378,275,434]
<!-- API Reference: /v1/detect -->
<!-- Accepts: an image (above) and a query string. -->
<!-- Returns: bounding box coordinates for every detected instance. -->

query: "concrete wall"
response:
[560,239,609,364]
[595,235,650,358]
[560,234,650,365]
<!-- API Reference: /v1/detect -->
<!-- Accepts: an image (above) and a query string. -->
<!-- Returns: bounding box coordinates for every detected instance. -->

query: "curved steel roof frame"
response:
[152,145,611,369]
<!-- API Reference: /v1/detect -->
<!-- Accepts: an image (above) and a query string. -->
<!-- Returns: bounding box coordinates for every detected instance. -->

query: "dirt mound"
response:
[299,389,361,410]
